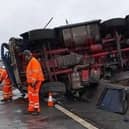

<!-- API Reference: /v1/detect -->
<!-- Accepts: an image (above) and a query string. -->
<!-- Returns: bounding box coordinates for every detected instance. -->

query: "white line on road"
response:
[55,104,99,129]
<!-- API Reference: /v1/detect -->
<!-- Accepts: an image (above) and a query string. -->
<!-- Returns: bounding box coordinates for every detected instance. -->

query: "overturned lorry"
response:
[1,15,129,98]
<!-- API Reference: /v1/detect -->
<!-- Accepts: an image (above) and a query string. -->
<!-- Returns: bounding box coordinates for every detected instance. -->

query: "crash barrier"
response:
[97,85,129,114]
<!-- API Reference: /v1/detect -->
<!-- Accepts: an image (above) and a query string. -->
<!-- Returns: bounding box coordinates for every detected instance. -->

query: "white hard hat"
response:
[2,65,5,69]
[23,50,32,56]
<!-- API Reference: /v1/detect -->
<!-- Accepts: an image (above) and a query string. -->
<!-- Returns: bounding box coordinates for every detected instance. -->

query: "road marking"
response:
[55,104,99,129]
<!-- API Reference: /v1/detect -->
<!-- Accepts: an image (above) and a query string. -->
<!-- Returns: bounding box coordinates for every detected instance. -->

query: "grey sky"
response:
[0,0,129,43]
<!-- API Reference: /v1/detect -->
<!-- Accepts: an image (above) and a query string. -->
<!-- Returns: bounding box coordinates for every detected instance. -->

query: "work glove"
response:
[0,81,5,87]
[30,81,36,88]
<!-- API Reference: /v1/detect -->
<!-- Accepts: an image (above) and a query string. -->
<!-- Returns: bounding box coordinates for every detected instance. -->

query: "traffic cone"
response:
[48,92,54,107]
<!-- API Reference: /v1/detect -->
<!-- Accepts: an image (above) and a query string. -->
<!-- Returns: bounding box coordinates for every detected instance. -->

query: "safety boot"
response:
[23,111,33,115]
[31,111,40,116]
[7,98,13,102]
[0,99,8,102]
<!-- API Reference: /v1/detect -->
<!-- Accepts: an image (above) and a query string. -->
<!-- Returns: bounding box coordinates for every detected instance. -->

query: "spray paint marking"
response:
[55,104,99,129]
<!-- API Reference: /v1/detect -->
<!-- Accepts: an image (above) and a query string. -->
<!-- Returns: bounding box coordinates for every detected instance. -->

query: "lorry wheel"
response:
[20,29,56,41]
[40,81,66,98]
[125,15,129,35]
[101,18,127,35]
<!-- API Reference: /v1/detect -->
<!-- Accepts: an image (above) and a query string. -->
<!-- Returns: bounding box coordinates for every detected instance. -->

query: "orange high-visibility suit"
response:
[26,57,45,112]
[0,68,12,100]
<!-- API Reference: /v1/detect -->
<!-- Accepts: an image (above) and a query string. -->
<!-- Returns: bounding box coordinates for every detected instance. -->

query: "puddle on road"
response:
[0,91,55,129]
[12,119,28,128]
[14,109,22,113]
[10,116,48,129]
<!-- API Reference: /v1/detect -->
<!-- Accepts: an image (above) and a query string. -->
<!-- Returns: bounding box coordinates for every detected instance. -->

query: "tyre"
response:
[40,81,66,98]
[20,29,56,40]
[125,15,129,35]
[101,18,127,35]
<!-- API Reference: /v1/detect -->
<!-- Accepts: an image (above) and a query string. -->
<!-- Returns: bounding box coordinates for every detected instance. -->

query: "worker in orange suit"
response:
[23,50,45,115]
[0,66,12,102]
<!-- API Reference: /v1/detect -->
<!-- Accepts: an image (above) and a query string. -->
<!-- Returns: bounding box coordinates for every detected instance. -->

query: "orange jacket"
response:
[26,57,45,84]
[0,68,11,85]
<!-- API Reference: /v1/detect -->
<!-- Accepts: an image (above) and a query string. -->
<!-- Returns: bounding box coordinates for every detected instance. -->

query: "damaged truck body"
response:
[2,15,129,99]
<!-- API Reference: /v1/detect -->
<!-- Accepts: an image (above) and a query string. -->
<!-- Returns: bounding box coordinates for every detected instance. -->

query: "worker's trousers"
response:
[2,84,12,100]
[27,81,42,112]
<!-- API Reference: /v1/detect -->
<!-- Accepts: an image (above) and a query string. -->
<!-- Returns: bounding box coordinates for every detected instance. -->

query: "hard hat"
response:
[1,65,5,69]
[23,50,32,56]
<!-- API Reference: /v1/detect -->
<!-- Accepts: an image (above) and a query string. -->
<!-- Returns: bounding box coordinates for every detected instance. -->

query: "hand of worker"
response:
[0,81,5,86]
[31,81,36,88]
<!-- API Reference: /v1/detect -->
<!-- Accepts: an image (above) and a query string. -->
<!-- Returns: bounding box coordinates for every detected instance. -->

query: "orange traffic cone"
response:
[48,92,54,107]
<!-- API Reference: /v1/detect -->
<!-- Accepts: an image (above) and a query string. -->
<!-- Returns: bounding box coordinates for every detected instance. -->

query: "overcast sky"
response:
[0,0,129,43]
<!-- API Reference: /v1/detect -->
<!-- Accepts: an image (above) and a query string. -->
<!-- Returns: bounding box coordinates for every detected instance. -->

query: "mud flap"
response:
[97,87,128,114]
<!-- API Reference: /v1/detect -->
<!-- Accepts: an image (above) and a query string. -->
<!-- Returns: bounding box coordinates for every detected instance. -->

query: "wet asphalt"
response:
[1,80,129,129]
[0,90,87,129]
[58,80,129,129]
